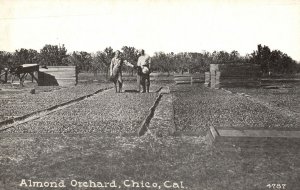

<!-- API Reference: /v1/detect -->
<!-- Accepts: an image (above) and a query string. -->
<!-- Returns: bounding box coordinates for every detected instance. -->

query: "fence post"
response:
[75,66,78,85]
[4,68,8,83]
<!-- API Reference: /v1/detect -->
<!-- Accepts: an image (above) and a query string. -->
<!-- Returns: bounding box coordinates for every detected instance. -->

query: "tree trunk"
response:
[106,68,109,79]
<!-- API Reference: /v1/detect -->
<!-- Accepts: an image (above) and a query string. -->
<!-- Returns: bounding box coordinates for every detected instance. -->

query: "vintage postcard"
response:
[0,0,299,189]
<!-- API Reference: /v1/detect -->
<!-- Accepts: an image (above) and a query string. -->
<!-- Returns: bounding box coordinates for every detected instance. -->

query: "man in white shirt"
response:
[137,49,151,93]
[110,50,134,93]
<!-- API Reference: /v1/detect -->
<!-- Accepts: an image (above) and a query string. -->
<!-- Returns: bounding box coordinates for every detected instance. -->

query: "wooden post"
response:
[75,66,78,85]
[0,69,9,83]
[4,69,8,83]
[11,74,14,86]
[29,72,38,83]
[20,73,26,87]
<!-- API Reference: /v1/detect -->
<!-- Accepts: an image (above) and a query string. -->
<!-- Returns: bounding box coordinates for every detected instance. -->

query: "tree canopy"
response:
[0,44,299,75]
[250,44,298,75]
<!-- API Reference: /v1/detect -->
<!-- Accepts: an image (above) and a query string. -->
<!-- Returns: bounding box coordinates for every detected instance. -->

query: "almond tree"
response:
[91,47,114,78]
[0,51,12,69]
[68,51,92,72]
[12,48,38,66]
[152,52,173,74]
[121,46,139,75]
[0,51,12,82]
[39,44,68,66]
[250,44,297,75]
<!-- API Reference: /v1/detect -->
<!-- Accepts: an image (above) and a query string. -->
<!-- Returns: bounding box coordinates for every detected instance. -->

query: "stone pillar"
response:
[210,70,216,88]
[215,71,220,89]
[209,64,219,88]
[204,72,210,87]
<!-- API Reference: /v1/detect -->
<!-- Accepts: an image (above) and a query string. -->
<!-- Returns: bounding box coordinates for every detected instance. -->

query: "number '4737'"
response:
[266,184,286,189]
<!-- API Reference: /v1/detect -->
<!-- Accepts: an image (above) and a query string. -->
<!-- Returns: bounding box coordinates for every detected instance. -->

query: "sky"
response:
[0,0,300,61]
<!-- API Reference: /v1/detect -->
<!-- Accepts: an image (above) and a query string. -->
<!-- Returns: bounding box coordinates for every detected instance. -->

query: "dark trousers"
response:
[137,73,150,92]
[111,73,123,93]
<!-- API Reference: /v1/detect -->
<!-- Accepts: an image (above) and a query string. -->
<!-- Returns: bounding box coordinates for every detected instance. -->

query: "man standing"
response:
[110,50,134,93]
[137,49,151,93]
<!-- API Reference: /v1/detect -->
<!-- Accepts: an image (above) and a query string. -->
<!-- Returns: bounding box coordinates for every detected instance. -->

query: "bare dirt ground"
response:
[0,82,112,122]
[225,81,300,117]
[3,84,161,135]
[0,80,299,190]
[172,84,300,134]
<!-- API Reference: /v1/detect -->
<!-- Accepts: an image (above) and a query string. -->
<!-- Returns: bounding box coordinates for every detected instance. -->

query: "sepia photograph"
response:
[0,0,299,189]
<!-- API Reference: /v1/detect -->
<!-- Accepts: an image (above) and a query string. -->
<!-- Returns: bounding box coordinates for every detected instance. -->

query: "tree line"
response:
[250,44,299,75]
[0,44,299,75]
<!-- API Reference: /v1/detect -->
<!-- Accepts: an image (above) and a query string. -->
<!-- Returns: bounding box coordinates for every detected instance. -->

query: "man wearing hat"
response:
[137,49,151,93]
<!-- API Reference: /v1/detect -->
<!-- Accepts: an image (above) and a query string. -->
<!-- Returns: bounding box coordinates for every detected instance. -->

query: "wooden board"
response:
[174,73,204,84]
[208,126,300,151]
[38,66,77,86]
